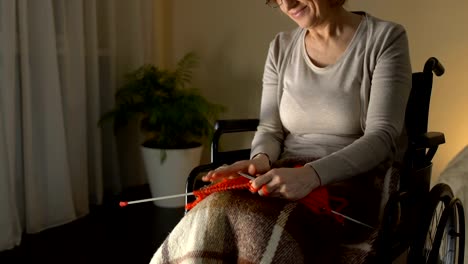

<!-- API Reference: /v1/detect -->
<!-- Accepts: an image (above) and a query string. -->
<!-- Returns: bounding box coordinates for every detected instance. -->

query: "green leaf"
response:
[98,51,226,160]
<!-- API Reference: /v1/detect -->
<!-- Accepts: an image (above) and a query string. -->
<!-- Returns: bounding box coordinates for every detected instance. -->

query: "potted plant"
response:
[99,52,225,207]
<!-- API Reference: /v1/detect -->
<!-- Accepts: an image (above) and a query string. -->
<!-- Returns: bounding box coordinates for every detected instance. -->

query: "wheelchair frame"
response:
[185,57,465,264]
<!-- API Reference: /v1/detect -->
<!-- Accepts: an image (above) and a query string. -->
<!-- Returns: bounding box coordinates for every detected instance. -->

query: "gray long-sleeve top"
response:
[250,12,412,185]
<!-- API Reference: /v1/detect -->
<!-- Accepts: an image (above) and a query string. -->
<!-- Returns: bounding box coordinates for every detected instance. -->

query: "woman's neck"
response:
[303,9,363,67]
[306,8,361,43]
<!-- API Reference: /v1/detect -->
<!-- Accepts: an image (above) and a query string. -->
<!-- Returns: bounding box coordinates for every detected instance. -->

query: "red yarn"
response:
[185,177,252,211]
[185,176,347,223]
[300,188,348,223]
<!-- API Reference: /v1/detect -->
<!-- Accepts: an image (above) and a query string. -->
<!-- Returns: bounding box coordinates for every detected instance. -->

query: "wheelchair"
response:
[185,58,465,264]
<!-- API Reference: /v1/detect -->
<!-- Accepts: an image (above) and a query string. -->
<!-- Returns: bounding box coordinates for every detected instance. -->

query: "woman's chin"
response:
[296,20,314,29]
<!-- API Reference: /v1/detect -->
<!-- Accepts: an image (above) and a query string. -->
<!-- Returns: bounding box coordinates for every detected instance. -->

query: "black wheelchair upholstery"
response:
[185,57,465,264]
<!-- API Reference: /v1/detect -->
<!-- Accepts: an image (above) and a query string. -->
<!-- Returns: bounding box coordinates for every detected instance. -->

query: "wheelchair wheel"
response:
[427,197,465,264]
[409,183,465,264]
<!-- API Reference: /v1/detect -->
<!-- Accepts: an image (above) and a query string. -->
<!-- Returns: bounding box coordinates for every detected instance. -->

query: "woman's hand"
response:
[202,153,271,182]
[250,166,321,201]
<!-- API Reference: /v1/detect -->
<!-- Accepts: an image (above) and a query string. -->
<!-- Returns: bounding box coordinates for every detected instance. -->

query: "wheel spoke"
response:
[436,200,458,264]
[425,202,445,261]
[408,184,462,264]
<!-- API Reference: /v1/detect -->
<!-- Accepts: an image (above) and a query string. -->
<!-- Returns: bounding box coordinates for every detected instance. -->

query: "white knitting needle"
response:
[238,172,374,229]
[119,173,247,207]
[237,171,256,180]
[119,193,194,207]
[119,172,374,229]
[119,173,249,207]
[329,211,374,229]
[119,173,248,207]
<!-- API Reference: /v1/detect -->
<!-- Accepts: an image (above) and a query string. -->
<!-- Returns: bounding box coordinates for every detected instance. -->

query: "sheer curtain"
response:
[0,0,155,251]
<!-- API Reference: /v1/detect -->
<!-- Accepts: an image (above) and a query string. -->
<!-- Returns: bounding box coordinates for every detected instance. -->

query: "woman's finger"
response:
[203,162,247,181]
[250,172,273,190]
[256,180,282,197]
[258,185,269,196]
[202,170,215,181]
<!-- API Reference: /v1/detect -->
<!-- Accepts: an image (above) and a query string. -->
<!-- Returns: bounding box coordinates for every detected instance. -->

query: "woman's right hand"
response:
[202,153,271,182]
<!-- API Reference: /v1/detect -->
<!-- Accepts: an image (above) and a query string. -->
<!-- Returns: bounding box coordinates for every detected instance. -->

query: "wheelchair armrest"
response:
[413,131,445,149]
[214,119,260,134]
[411,132,445,165]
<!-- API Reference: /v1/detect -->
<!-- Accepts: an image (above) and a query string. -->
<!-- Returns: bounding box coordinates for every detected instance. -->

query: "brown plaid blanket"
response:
[150,158,399,264]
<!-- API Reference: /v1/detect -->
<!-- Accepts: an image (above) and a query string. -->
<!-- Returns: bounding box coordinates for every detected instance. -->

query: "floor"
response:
[0,185,185,264]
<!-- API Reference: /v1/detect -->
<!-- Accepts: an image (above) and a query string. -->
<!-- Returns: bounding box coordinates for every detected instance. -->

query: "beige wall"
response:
[158,0,468,182]
[348,1,468,183]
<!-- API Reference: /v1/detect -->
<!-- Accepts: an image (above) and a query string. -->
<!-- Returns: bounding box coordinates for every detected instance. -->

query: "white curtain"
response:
[0,0,154,251]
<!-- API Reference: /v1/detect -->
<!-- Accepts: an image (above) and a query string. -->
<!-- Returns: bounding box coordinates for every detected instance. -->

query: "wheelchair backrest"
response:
[400,57,445,192]
[406,57,444,140]
[211,119,259,166]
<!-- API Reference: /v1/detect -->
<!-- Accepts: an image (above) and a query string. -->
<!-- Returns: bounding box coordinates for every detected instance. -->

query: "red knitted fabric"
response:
[186,176,347,223]
[185,177,252,211]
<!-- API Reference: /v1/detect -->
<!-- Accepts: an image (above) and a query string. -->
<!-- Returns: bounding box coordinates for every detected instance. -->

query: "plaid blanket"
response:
[150,158,399,264]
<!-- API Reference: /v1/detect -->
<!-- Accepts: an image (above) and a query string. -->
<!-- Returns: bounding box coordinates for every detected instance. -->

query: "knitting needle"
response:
[237,171,256,180]
[238,171,374,229]
[120,172,245,207]
[330,211,374,229]
[119,172,374,229]
[119,172,251,207]
[119,193,194,207]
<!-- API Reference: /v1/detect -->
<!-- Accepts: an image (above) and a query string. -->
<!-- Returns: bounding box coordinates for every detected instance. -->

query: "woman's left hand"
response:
[250,166,321,201]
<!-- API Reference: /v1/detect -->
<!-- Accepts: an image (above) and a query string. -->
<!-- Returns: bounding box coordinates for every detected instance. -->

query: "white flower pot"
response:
[141,145,203,208]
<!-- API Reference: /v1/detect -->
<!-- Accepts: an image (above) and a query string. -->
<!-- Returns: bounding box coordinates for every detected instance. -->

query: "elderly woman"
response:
[151,0,411,263]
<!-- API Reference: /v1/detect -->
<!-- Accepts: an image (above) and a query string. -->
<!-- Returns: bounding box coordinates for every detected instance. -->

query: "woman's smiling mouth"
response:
[290,5,308,19]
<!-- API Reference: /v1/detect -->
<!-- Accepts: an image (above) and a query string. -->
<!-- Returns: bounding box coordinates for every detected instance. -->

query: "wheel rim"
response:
[423,200,453,262]
[408,183,453,264]
[437,206,457,263]
[425,198,463,264]
[407,183,463,264]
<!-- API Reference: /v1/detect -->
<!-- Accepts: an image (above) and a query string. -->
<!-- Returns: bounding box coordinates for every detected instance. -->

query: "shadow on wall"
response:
[194,35,264,164]
[201,35,263,120]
